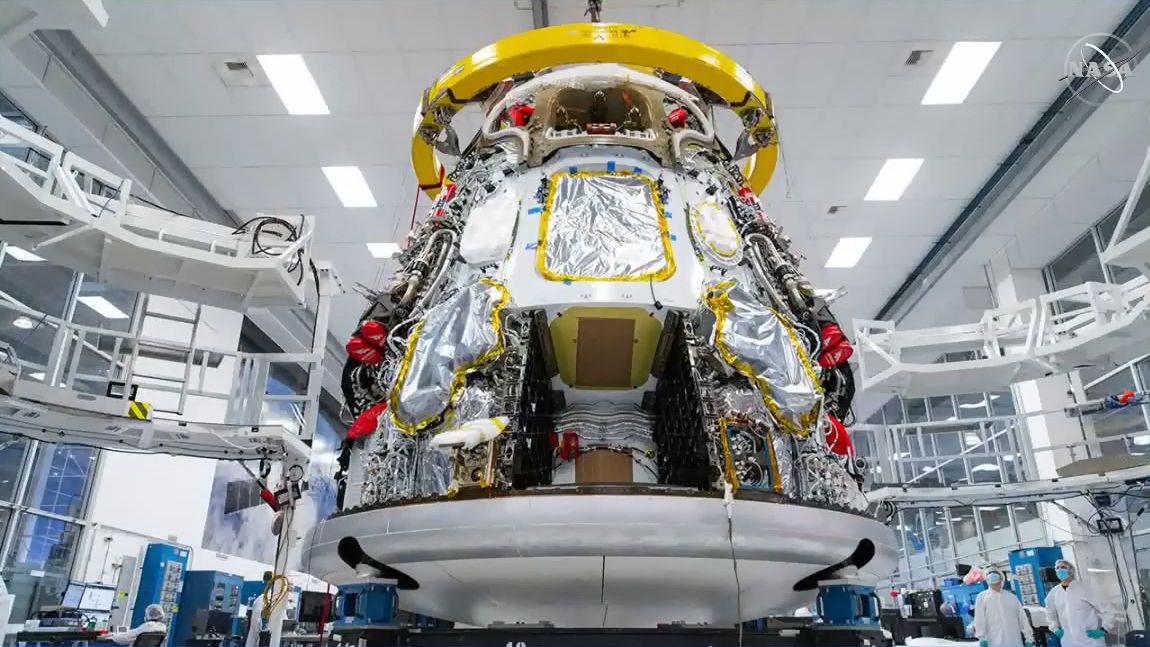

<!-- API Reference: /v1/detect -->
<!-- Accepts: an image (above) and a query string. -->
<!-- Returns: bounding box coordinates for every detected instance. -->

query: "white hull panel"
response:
[300,492,896,627]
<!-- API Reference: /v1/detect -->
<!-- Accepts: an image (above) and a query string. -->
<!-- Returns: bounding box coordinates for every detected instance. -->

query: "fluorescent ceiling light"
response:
[864,158,923,201]
[1088,568,1113,573]
[963,432,982,446]
[367,243,401,259]
[322,166,377,208]
[980,507,1002,512]
[1135,434,1150,446]
[825,237,872,268]
[257,54,329,115]
[959,399,988,409]
[28,371,45,380]
[77,296,129,319]
[971,463,1000,472]
[1002,455,1014,461]
[6,246,44,262]
[922,41,1002,105]
[12,316,34,330]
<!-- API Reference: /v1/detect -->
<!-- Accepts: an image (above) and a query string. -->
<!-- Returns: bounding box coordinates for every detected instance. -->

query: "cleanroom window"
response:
[537,171,674,282]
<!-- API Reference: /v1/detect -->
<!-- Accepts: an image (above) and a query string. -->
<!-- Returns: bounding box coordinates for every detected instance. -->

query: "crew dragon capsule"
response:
[302,23,896,627]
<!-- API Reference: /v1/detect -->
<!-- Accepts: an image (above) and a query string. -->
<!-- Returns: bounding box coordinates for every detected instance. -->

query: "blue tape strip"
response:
[528,206,542,214]
[634,166,643,174]
[569,166,578,174]
[607,161,616,171]
[664,209,672,219]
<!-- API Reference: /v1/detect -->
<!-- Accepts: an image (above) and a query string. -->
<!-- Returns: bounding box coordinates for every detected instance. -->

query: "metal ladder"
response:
[121,295,206,416]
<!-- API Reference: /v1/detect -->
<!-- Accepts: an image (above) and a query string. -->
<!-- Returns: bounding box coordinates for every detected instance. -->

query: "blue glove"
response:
[1086,628,1106,639]
[1025,641,1035,647]
[1053,627,1065,639]
[979,640,988,647]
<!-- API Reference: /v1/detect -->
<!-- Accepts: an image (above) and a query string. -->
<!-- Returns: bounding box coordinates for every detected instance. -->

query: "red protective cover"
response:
[508,104,535,126]
[817,323,854,367]
[347,402,389,439]
[358,319,387,347]
[824,414,853,456]
[667,106,688,128]
[345,335,383,364]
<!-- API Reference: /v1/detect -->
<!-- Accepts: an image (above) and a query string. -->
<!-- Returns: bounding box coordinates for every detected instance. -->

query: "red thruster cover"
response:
[348,402,389,439]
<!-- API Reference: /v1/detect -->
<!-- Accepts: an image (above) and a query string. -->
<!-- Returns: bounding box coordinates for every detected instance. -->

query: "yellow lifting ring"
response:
[411,22,778,198]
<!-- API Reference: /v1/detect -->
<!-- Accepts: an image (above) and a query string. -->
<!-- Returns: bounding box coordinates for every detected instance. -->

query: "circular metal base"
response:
[301,490,895,627]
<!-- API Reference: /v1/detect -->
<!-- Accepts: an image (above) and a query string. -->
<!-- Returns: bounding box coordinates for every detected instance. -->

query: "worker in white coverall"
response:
[246,571,272,647]
[973,566,1034,647]
[1045,559,1110,646]
[101,603,167,645]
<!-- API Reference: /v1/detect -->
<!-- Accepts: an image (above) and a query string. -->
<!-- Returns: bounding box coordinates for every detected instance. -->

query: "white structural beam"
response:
[868,462,1150,509]
[855,277,1150,397]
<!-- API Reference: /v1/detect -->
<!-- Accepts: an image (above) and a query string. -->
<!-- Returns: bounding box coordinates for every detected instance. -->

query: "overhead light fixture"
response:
[864,158,923,201]
[980,506,1002,512]
[366,243,401,259]
[963,432,982,446]
[257,54,330,115]
[1088,568,1114,573]
[12,316,34,330]
[921,41,1001,105]
[1002,455,1015,461]
[6,246,44,262]
[824,237,872,268]
[959,399,989,409]
[77,296,129,319]
[1134,435,1150,446]
[322,166,377,208]
[28,371,45,380]
[971,464,1000,473]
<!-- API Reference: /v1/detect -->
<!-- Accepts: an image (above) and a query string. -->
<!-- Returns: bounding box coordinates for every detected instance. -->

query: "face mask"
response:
[1055,568,1071,580]
[986,573,1002,584]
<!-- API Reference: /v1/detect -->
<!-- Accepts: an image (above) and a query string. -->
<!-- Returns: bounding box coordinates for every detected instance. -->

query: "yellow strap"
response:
[412,22,777,198]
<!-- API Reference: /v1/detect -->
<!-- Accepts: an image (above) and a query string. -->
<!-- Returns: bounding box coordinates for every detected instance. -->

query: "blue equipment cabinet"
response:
[172,570,243,645]
[816,580,879,626]
[334,583,398,627]
[131,543,190,645]
[1009,546,1064,606]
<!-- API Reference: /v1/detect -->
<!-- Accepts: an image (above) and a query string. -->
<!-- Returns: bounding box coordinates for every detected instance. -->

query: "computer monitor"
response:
[79,585,116,612]
[61,582,85,608]
[298,591,331,624]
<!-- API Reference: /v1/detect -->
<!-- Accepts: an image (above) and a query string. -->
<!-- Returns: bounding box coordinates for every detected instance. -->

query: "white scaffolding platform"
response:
[868,461,1150,509]
[855,278,1150,397]
[0,115,315,310]
[0,383,309,468]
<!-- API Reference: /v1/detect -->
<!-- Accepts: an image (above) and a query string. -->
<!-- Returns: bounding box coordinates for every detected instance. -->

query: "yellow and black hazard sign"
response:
[127,400,151,420]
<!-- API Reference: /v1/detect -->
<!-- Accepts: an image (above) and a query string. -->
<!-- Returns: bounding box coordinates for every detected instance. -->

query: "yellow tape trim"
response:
[388,278,511,435]
[704,281,822,436]
[536,170,675,282]
[690,201,740,259]
[412,23,777,198]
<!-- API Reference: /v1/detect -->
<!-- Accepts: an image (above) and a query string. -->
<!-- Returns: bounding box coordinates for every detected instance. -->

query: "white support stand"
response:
[0,116,317,310]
